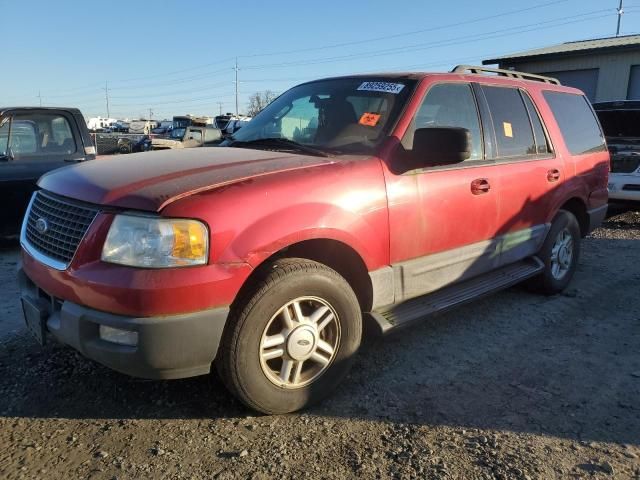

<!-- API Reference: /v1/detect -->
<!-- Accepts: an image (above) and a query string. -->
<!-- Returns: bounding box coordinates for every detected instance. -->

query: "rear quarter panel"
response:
[528,84,610,215]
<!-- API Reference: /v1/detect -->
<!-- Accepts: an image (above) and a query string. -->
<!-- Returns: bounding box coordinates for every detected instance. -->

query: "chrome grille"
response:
[24,191,100,266]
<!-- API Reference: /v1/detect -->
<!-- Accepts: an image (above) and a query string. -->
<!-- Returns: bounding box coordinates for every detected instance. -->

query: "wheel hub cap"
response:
[550,228,574,280]
[286,326,316,361]
[259,296,341,389]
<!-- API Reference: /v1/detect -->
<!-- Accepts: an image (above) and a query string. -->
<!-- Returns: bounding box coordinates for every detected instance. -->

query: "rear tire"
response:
[529,210,581,294]
[216,258,362,414]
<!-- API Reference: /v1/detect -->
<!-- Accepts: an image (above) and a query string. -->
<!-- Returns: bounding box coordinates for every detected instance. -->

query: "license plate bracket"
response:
[21,297,47,346]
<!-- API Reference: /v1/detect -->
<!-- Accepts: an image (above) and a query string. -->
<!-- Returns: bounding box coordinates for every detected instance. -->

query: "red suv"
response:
[18,66,609,414]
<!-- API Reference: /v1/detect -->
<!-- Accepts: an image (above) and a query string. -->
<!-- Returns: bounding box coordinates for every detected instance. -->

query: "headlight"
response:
[101,214,208,268]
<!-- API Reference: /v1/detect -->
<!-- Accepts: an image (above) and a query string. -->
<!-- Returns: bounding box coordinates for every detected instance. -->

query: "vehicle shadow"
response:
[1,233,638,448]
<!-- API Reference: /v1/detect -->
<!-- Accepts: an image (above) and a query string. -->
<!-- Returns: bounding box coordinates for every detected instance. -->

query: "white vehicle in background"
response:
[222,115,252,138]
[593,101,640,202]
[86,117,118,131]
[128,119,158,134]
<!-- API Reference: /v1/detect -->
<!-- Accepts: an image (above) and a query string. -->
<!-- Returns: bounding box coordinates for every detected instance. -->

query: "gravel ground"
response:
[0,208,639,480]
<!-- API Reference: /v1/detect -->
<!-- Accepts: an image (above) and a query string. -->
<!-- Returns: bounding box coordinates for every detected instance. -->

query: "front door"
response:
[384,81,501,302]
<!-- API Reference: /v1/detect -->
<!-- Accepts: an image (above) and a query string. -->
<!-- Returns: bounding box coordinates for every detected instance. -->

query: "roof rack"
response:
[451,65,561,85]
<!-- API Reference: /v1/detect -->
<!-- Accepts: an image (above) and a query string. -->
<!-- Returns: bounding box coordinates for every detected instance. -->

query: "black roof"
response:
[0,106,83,115]
[483,34,640,65]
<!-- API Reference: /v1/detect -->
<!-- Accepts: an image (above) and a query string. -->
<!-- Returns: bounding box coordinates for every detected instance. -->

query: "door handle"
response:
[547,169,561,182]
[471,178,491,195]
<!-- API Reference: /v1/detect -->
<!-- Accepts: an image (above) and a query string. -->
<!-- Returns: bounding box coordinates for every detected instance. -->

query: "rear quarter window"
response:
[543,91,606,155]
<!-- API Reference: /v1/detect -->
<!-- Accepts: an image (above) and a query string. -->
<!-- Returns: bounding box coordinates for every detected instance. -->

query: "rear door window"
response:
[543,91,606,155]
[481,85,537,158]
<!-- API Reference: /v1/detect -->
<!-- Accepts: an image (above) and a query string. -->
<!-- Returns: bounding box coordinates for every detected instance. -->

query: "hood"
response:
[38,147,334,211]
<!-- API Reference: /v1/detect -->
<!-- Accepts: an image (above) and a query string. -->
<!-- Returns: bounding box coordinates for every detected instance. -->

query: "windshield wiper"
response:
[229,138,332,157]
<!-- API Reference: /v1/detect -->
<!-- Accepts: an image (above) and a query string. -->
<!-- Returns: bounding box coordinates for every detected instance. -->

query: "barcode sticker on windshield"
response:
[357,81,405,94]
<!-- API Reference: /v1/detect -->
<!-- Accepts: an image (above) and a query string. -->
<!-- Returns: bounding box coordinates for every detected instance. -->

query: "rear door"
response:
[475,84,561,266]
[0,109,84,235]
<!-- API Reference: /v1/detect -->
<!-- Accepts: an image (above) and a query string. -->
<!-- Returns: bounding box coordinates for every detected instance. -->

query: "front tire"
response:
[530,210,581,294]
[217,258,362,414]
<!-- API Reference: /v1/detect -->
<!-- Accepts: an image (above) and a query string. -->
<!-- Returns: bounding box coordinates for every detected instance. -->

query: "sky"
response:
[1,0,638,120]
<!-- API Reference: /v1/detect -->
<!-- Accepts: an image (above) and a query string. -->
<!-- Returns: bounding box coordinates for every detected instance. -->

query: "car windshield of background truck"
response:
[226,77,416,154]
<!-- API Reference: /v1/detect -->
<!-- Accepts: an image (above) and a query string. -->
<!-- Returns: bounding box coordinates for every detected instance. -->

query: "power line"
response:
[111,92,235,108]
[6,0,575,98]
[238,0,573,59]
[242,9,613,70]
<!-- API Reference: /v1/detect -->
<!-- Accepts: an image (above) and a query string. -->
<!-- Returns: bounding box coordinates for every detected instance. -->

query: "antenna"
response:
[617,0,624,36]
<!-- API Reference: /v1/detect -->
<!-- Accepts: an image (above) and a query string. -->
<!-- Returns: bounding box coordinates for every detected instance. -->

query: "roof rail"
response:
[451,65,561,85]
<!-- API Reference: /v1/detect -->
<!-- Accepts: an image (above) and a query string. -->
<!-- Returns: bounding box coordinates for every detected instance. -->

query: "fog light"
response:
[99,325,138,346]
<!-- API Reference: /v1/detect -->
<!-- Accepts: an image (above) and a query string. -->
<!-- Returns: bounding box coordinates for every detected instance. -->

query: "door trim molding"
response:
[369,224,550,310]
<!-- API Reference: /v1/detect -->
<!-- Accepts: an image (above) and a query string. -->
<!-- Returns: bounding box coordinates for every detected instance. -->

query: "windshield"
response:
[596,109,640,139]
[226,77,416,154]
[173,118,190,129]
[170,127,186,139]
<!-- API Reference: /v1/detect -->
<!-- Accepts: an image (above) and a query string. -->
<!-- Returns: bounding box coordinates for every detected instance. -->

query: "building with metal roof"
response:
[483,34,640,102]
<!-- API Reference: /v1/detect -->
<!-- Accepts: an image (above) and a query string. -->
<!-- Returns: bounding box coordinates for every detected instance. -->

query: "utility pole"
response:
[233,58,240,117]
[103,81,110,118]
[148,108,153,120]
[217,102,224,115]
[37,90,42,107]
[617,0,624,36]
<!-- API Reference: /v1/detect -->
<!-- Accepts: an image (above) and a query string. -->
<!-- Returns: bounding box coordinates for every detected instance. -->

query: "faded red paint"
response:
[23,72,609,317]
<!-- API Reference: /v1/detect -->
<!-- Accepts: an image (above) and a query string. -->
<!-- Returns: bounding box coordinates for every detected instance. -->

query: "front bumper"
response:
[18,266,229,379]
[608,173,640,202]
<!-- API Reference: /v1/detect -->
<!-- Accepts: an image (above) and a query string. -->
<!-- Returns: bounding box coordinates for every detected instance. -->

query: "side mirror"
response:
[412,127,471,166]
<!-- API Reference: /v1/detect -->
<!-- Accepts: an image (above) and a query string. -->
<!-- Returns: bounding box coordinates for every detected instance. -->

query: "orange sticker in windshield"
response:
[359,112,381,127]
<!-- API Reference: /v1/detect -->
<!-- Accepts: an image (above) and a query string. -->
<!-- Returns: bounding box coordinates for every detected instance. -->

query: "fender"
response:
[161,156,391,272]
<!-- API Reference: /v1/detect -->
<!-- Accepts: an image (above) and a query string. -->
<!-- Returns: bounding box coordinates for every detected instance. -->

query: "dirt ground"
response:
[0,208,639,480]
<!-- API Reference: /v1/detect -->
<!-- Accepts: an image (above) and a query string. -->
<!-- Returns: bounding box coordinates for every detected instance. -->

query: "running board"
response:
[370,257,544,335]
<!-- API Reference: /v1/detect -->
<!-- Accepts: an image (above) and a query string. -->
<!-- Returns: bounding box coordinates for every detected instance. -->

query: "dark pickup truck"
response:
[0,107,96,236]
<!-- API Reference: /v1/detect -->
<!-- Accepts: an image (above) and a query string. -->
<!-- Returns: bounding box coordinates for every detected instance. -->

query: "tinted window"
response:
[405,83,482,161]
[521,92,551,154]
[482,86,536,157]
[543,91,606,155]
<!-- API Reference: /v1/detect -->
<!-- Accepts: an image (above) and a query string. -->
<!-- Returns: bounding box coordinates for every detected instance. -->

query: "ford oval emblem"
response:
[297,339,311,346]
[35,217,49,234]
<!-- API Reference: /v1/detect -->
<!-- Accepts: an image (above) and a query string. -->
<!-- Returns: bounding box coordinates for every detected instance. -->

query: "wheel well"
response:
[236,239,373,313]
[559,198,589,236]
